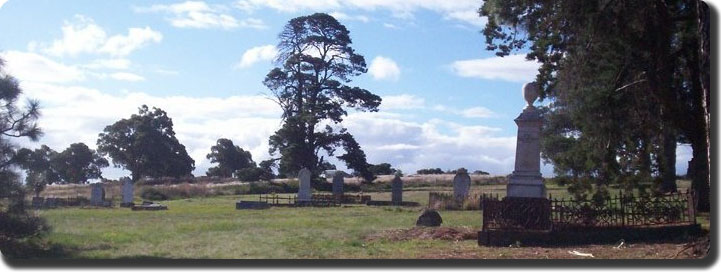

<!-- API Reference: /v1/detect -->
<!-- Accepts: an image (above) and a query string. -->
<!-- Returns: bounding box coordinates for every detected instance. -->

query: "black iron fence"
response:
[482,190,696,231]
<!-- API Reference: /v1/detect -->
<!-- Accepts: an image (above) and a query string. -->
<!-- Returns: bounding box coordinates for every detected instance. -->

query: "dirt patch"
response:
[365,227,478,242]
[417,242,708,259]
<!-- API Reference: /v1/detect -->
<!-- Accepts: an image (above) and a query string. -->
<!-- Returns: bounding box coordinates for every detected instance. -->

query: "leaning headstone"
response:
[121,177,134,207]
[391,175,403,205]
[297,168,312,202]
[332,171,344,197]
[507,82,546,198]
[416,209,443,227]
[452,172,471,201]
[90,183,105,206]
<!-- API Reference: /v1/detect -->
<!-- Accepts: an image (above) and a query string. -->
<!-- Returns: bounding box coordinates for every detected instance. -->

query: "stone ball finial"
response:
[522,82,539,107]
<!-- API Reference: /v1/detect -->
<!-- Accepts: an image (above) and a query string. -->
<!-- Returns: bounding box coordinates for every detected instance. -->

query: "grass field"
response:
[32,179,708,259]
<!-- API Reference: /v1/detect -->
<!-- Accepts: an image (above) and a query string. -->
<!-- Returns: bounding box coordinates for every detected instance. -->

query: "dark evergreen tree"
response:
[53,143,109,184]
[264,13,381,183]
[0,57,50,257]
[206,138,255,177]
[97,105,195,181]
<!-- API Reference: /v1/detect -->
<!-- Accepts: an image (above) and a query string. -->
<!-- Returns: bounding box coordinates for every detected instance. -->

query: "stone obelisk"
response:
[506,82,546,198]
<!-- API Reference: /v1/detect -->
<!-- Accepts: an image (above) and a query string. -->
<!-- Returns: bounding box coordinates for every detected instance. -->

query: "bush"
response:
[235,167,270,182]
[416,168,444,175]
[140,187,168,200]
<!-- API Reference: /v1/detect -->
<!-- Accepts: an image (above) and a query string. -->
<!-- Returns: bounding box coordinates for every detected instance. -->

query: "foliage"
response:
[0,57,50,257]
[368,163,397,176]
[206,138,256,177]
[480,0,710,208]
[264,13,381,183]
[234,167,273,182]
[416,168,444,175]
[473,170,490,175]
[97,105,195,181]
[54,143,109,184]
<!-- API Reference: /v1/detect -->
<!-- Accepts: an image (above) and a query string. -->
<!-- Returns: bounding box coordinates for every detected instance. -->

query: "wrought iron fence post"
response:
[620,190,626,228]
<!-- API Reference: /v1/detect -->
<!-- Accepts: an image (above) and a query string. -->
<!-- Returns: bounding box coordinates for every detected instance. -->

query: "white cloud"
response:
[383,23,400,29]
[0,51,85,83]
[15,81,282,178]
[2,51,149,84]
[44,15,107,57]
[381,94,424,110]
[368,56,400,81]
[461,106,495,118]
[236,45,277,68]
[109,72,145,82]
[234,0,484,27]
[451,54,541,82]
[135,1,266,30]
[42,15,162,57]
[343,111,516,175]
[99,27,162,56]
[83,58,131,70]
[329,11,369,22]
[0,0,9,9]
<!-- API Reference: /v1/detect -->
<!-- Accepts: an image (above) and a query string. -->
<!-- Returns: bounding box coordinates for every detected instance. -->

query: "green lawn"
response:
[39,191,485,258]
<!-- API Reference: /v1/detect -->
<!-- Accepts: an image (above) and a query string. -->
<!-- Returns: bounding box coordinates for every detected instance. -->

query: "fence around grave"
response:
[259,194,297,206]
[257,194,346,207]
[481,190,696,232]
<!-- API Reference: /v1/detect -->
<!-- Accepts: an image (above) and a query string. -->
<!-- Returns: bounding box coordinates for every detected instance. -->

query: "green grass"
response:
[39,191,484,259]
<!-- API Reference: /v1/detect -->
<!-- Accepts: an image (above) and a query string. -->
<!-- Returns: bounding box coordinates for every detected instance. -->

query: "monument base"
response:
[507,175,546,198]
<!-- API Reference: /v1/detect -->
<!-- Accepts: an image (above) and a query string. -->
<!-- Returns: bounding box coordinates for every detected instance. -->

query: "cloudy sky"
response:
[0,0,692,179]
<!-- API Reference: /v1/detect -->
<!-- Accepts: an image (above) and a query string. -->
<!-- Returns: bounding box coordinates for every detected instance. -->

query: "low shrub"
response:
[140,187,168,200]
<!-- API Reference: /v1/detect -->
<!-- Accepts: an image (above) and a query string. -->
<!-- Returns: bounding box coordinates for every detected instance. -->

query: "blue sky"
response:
[0,0,693,179]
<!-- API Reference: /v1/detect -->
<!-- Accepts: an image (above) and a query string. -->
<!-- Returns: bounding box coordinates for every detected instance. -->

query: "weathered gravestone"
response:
[297,168,312,202]
[507,82,546,198]
[452,172,471,201]
[391,175,403,205]
[90,183,106,206]
[332,171,344,197]
[416,209,443,227]
[121,177,134,207]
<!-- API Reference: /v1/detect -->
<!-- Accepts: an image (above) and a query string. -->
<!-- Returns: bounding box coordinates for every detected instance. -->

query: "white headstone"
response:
[297,168,312,202]
[332,171,344,196]
[121,178,134,204]
[452,172,471,201]
[90,183,105,206]
[391,175,403,205]
[507,82,546,198]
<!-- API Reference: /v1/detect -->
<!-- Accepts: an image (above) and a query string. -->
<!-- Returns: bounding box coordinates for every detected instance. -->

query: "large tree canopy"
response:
[480,0,710,210]
[264,13,381,183]
[54,143,109,184]
[97,105,195,181]
[206,138,256,177]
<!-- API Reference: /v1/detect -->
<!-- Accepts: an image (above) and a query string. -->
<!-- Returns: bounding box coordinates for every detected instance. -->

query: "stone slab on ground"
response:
[236,201,271,209]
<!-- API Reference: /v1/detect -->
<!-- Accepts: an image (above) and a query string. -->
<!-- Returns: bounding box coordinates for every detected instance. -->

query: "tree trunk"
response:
[695,1,711,212]
[660,127,678,192]
[691,138,711,212]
